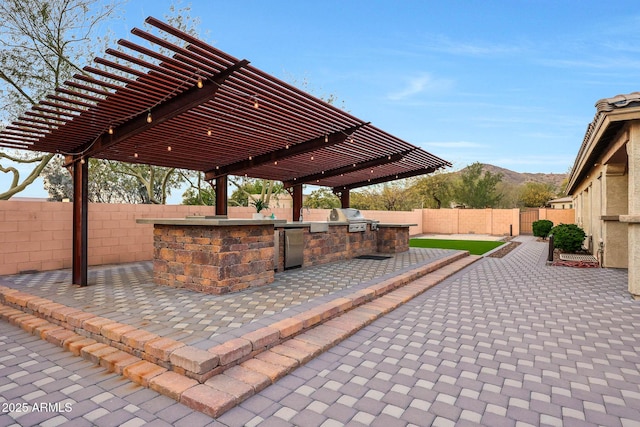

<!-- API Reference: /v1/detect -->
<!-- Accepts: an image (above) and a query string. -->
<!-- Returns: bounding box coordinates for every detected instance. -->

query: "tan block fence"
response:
[0,201,575,276]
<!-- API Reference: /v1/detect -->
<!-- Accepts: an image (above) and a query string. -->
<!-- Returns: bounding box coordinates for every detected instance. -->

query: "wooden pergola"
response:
[0,17,451,286]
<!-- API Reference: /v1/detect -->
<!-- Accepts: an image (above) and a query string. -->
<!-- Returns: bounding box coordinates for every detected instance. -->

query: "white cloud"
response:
[387,73,453,101]
[418,35,522,57]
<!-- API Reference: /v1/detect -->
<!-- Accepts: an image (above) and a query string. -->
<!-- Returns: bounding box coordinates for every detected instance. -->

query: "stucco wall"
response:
[0,201,573,275]
[569,127,629,269]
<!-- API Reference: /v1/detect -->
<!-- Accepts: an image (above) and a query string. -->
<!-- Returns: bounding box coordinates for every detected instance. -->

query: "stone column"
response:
[621,120,640,298]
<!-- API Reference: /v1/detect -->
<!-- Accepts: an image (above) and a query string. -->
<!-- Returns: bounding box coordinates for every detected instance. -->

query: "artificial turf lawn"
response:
[409,238,504,255]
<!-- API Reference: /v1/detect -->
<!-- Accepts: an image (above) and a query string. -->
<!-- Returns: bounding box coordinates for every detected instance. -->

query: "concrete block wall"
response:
[0,201,574,276]
[538,208,575,226]
[0,200,72,275]
[421,208,521,236]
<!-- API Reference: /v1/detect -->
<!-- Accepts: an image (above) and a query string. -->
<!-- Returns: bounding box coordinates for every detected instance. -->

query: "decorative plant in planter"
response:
[550,223,586,253]
[532,219,553,240]
[250,199,269,218]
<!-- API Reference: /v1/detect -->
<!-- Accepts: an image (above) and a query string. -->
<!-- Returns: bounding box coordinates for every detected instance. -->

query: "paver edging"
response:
[0,251,478,418]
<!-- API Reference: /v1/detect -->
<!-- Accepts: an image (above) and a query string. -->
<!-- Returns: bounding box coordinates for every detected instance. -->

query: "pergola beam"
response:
[335,166,438,191]
[65,59,249,164]
[204,123,368,180]
[283,150,412,188]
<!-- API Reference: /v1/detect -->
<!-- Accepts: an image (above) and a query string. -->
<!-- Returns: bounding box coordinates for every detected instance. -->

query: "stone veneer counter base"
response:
[137,218,286,294]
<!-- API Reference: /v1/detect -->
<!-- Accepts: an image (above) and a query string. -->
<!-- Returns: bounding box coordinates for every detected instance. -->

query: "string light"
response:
[146,110,152,123]
[108,126,114,135]
[285,144,290,149]
[274,161,278,165]
[207,129,212,136]
[80,158,85,164]
[310,155,314,161]
[249,155,253,160]
[134,152,139,158]
[324,135,328,143]
[196,76,204,89]
[167,145,172,152]
[253,96,259,109]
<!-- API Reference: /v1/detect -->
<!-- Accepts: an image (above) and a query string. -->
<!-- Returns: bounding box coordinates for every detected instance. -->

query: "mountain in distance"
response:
[454,163,568,189]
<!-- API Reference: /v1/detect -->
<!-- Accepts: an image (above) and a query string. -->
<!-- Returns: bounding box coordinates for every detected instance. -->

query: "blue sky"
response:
[6,0,640,198]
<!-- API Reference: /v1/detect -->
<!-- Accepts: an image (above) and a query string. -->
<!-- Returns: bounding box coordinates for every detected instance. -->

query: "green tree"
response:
[350,181,417,211]
[454,162,503,208]
[494,181,522,208]
[181,171,215,206]
[350,189,383,210]
[410,172,454,209]
[304,188,340,209]
[519,182,557,207]
[42,155,184,204]
[229,178,283,207]
[0,0,119,199]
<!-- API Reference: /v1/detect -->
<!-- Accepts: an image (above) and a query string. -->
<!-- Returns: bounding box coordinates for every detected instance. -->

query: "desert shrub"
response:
[532,219,553,239]
[550,223,586,253]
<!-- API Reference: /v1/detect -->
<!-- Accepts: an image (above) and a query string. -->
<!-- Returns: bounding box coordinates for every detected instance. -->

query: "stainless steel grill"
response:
[329,208,366,223]
[329,208,377,232]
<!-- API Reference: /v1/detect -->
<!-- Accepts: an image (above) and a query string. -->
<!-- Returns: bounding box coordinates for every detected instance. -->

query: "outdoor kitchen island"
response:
[137,213,414,295]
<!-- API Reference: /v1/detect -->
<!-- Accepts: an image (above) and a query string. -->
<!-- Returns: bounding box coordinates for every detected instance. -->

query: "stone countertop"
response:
[136,218,288,226]
[136,218,417,228]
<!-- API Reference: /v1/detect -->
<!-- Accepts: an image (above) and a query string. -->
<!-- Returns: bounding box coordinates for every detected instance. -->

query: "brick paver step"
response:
[0,250,477,418]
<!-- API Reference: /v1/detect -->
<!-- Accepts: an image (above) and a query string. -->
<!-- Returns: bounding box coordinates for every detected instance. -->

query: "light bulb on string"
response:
[134,152,139,158]
[207,129,212,136]
[324,135,328,143]
[146,110,152,123]
[197,76,204,89]
[108,126,114,135]
[310,155,314,161]
[253,96,259,109]
[167,145,172,152]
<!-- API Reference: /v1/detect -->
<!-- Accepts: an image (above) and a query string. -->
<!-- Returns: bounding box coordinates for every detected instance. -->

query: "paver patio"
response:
[1,236,638,426]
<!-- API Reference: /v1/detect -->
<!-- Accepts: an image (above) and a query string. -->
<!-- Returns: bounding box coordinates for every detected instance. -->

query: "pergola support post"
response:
[292,184,303,221]
[72,158,89,286]
[215,175,228,216]
[340,189,350,208]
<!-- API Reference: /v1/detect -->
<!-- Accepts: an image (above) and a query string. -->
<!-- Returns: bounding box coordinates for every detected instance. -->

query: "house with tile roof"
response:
[566,92,639,299]
[546,196,573,209]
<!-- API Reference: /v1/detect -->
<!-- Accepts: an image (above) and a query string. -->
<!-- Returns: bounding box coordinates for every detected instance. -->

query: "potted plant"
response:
[250,198,269,219]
